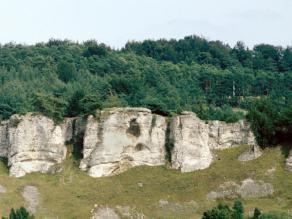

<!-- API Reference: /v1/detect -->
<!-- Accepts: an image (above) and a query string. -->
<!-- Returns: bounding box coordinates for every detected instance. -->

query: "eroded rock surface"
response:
[207,179,274,200]
[0,184,6,193]
[171,112,213,172]
[91,205,120,219]
[80,108,167,177]
[208,120,256,150]
[238,145,263,162]
[7,114,70,177]
[171,112,257,172]
[286,150,292,172]
[22,185,40,213]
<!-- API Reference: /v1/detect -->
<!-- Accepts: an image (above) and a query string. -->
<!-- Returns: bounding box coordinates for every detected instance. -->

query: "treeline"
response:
[125,35,292,72]
[0,37,291,146]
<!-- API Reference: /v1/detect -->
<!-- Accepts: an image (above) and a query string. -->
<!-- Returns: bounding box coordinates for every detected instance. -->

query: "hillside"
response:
[0,145,291,218]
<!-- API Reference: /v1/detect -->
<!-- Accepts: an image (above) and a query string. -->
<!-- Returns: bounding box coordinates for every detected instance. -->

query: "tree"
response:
[253,208,261,219]
[1,207,35,219]
[233,200,244,219]
[202,203,234,219]
[57,61,76,83]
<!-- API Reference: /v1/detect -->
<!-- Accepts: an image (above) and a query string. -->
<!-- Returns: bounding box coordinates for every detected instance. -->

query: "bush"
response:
[2,207,34,219]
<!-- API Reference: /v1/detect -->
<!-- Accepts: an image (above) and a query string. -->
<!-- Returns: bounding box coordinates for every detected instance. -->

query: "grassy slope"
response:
[0,145,292,219]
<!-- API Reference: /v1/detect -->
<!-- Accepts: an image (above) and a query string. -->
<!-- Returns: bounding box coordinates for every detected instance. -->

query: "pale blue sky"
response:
[0,0,291,48]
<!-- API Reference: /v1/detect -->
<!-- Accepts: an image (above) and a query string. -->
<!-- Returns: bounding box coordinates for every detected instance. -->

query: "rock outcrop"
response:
[207,179,274,200]
[238,145,263,162]
[7,114,70,177]
[80,108,167,177]
[171,112,257,172]
[286,150,292,172]
[208,120,256,150]
[170,112,213,172]
[0,108,257,177]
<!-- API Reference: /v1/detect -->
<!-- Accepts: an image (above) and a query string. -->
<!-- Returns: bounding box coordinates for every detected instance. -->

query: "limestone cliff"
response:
[170,112,257,173]
[0,108,258,178]
[208,120,256,150]
[7,114,71,177]
[170,112,213,172]
[80,108,167,177]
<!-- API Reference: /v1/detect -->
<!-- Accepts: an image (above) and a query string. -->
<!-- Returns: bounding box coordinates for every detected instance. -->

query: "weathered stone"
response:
[207,179,274,200]
[22,185,39,213]
[91,205,120,219]
[0,184,6,193]
[8,114,68,177]
[208,120,256,150]
[80,108,167,177]
[171,112,257,172]
[238,178,274,198]
[286,150,292,172]
[171,112,213,172]
[238,145,263,162]
[207,181,240,200]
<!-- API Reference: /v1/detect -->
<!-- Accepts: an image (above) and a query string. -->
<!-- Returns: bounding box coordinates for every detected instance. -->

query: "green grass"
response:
[0,145,292,218]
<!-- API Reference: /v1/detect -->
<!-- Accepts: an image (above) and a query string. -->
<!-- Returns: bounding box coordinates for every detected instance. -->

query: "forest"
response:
[0,36,291,146]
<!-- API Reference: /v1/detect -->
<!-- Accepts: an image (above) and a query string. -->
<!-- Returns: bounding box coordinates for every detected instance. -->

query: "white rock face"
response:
[286,150,292,172]
[171,112,213,172]
[80,108,167,177]
[171,112,257,172]
[208,120,256,150]
[7,114,71,177]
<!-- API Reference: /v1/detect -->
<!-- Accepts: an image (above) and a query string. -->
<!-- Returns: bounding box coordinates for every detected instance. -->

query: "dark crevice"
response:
[127,118,140,137]
[165,118,174,163]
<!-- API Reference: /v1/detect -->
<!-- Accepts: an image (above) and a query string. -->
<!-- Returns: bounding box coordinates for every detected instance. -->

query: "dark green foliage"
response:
[1,207,35,219]
[247,96,292,146]
[202,203,234,219]
[253,208,262,219]
[33,92,68,122]
[57,61,76,83]
[233,200,244,219]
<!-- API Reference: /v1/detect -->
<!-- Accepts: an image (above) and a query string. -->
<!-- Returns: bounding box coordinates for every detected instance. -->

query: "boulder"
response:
[22,185,40,213]
[207,179,274,200]
[80,108,167,177]
[170,112,212,172]
[7,114,69,177]
[286,150,292,172]
[238,145,263,162]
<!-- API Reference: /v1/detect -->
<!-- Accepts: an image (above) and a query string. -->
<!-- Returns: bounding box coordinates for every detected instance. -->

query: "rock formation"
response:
[170,112,257,172]
[170,112,213,172]
[238,145,263,162]
[208,120,256,150]
[0,108,257,177]
[207,179,274,200]
[286,150,292,172]
[80,108,167,177]
[0,114,86,177]
[7,114,70,177]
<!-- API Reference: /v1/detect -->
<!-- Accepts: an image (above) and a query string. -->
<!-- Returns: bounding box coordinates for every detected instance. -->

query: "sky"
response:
[0,0,292,49]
